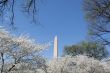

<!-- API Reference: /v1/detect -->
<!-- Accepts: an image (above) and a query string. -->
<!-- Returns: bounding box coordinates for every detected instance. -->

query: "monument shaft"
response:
[54,36,58,58]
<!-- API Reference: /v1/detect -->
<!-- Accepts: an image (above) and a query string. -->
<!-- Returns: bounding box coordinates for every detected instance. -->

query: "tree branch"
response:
[1,52,4,73]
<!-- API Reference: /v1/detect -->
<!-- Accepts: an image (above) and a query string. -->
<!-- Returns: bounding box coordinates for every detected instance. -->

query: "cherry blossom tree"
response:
[46,55,109,73]
[0,27,49,73]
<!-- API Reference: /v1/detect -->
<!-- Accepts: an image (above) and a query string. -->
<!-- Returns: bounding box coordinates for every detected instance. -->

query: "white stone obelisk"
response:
[53,36,58,58]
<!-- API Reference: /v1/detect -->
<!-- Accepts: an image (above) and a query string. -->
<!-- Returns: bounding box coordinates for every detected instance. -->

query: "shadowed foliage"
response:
[63,41,108,60]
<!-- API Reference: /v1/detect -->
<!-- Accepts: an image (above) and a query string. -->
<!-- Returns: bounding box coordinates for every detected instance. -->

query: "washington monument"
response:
[53,36,58,58]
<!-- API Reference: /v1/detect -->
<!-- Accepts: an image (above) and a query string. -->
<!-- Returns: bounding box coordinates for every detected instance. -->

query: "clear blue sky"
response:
[2,0,88,59]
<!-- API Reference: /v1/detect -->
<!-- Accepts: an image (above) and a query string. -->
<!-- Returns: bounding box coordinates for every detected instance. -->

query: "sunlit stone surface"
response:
[54,36,58,58]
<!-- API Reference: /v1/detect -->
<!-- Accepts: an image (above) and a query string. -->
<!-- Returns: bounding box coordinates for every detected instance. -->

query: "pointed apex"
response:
[55,35,57,40]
